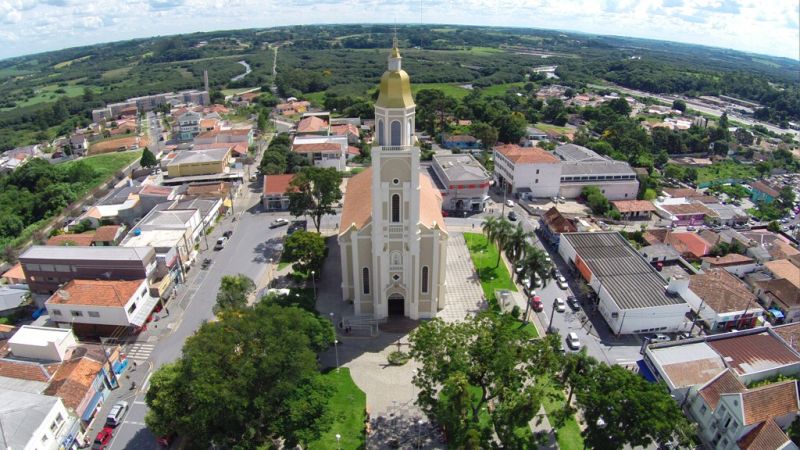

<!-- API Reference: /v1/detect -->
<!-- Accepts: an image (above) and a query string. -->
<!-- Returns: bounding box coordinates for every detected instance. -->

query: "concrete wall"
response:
[46,280,150,327]
[559,180,639,201]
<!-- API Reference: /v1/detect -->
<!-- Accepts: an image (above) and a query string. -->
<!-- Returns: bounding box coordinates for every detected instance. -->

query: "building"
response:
[331,123,361,145]
[521,127,548,146]
[338,42,448,320]
[193,128,254,147]
[441,134,479,150]
[274,100,310,116]
[176,111,201,141]
[538,207,577,246]
[0,388,79,450]
[755,278,800,324]
[555,144,639,201]
[430,154,490,212]
[700,254,757,277]
[704,202,749,227]
[493,144,561,198]
[751,181,781,204]
[296,114,330,135]
[135,207,203,245]
[91,90,209,122]
[668,269,764,331]
[166,147,232,178]
[558,232,690,335]
[291,135,349,171]
[765,259,800,290]
[19,246,156,295]
[45,278,158,334]
[611,200,657,221]
[262,174,295,211]
[664,232,714,261]
[7,326,77,362]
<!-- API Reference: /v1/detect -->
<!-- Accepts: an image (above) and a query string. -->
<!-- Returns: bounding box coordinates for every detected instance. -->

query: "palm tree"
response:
[519,243,552,324]
[503,223,528,268]
[481,216,513,269]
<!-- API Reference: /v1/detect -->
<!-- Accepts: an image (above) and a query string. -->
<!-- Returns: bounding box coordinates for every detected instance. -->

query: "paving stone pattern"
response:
[436,232,487,322]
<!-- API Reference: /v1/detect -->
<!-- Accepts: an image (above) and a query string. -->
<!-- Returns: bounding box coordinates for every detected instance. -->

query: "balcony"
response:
[387,225,404,233]
[380,145,414,152]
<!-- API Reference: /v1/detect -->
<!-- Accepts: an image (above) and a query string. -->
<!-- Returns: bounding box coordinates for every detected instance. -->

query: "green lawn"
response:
[308,368,366,450]
[540,377,585,450]
[533,122,572,134]
[463,232,517,299]
[411,83,472,99]
[480,82,526,96]
[66,151,142,182]
[696,161,758,185]
[304,91,327,107]
[2,84,94,110]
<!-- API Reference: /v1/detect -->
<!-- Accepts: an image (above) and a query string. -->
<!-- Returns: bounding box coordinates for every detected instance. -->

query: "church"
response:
[338,41,448,320]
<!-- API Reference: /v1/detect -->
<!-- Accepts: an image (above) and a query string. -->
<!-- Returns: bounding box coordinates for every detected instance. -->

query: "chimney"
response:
[203,70,209,93]
[666,275,689,295]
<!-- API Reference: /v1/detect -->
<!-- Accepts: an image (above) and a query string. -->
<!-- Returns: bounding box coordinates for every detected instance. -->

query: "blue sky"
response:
[0,0,798,60]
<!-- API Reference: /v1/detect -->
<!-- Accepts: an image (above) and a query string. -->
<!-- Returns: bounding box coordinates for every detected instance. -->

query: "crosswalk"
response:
[126,343,155,362]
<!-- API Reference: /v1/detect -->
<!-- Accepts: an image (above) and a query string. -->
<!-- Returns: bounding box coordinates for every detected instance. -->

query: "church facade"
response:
[338,43,448,320]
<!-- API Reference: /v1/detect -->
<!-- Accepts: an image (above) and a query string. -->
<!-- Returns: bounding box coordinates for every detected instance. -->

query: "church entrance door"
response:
[388,293,405,316]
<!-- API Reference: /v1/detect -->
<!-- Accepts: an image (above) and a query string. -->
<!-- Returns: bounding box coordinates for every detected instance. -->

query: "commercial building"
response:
[755,278,800,324]
[262,174,295,211]
[654,197,719,226]
[538,207,577,246]
[610,200,657,221]
[19,246,156,294]
[493,144,561,198]
[555,144,639,201]
[430,154,490,212]
[291,135,349,171]
[166,147,232,178]
[92,90,209,122]
[0,388,79,450]
[558,232,690,335]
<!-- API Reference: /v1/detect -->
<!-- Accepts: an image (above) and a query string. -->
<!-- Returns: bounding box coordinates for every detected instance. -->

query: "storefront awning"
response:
[81,390,105,421]
[637,360,658,383]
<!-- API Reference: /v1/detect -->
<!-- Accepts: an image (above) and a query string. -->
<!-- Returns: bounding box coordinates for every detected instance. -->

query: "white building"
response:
[555,144,639,201]
[338,42,448,320]
[291,134,349,171]
[176,111,201,141]
[430,154,490,212]
[558,232,691,335]
[7,326,77,362]
[493,143,561,198]
[0,388,79,450]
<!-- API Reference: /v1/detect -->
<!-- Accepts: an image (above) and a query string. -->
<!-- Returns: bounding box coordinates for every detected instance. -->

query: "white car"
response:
[505,199,515,208]
[566,332,581,350]
[269,218,289,228]
[555,298,566,313]
[557,276,568,290]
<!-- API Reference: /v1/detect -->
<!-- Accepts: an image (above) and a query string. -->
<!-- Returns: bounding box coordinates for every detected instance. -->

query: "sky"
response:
[0,0,798,61]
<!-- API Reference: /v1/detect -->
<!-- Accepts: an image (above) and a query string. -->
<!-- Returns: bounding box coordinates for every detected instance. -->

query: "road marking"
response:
[142,372,154,391]
[133,400,147,405]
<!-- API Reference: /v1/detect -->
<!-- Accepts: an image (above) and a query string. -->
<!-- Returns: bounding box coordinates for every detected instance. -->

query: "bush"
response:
[387,351,410,366]
[510,305,521,320]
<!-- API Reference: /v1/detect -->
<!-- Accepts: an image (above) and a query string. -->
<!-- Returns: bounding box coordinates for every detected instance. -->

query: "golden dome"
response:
[375,46,415,109]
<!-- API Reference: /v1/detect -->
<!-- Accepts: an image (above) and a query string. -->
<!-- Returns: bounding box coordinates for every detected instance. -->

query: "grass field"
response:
[411,83,472,99]
[2,84,91,110]
[464,232,517,299]
[221,87,260,97]
[695,161,758,185]
[66,151,142,182]
[533,122,572,134]
[540,377,585,450]
[102,66,133,79]
[53,55,92,69]
[307,368,366,450]
[480,82,526,96]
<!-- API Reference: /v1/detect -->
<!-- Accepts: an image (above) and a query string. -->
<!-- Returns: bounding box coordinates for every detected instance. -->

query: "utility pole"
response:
[547,299,557,334]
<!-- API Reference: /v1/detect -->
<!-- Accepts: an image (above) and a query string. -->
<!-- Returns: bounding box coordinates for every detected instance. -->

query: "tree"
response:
[283,230,326,275]
[503,223,528,265]
[145,302,335,448]
[494,111,528,144]
[780,186,796,207]
[768,220,782,233]
[409,314,561,449]
[519,244,551,323]
[287,167,343,232]
[482,216,513,268]
[140,147,157,168]
[575,363,694,450]
[734,128,754,146]
[214,274,255,313]
[469,122,498,149]
[671,99,686,113]
[581,186,610,216]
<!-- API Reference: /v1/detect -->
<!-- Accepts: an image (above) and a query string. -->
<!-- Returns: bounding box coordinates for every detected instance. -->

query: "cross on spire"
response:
[392,23,398,49]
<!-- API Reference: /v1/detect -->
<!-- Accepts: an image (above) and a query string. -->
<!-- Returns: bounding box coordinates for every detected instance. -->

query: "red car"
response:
[92,427,114,450]
[530,296,544,312]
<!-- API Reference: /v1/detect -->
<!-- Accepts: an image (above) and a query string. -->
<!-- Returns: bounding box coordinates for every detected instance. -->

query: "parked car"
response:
[554,298,566,313]
[213,237,226,251]
[223,230,233,238]
[676,332,693,340]
[92,427,114,450]
[530,296,544,312]
[269,218,289,228]
[508,211,517,221]
[287,220,307,235]
[201,258,212,269]
[556,276,568,290]
[686,226,696,231]
[566,332,581,350]
[106,401,129,427]
[506,199,515,208]
[567,295,580,310]
[649,334,671,344]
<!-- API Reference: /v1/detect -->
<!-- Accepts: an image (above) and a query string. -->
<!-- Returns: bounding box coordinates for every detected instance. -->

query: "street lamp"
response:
[335,433,341,450]
[416,419,423,450]
[311,270,317,300]
[334,339,340,372]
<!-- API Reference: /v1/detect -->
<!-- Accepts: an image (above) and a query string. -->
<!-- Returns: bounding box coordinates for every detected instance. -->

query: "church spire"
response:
[374,29,414,109]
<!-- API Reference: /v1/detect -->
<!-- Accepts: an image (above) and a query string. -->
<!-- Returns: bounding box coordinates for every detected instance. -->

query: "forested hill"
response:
[1,24,798,150]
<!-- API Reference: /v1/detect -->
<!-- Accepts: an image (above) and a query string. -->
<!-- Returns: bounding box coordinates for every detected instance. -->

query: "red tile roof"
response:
[661,202,716,217]
[699,369,746,410]
[611,200,657,213]
[47,279,146,307]
[331,124,359,137]
[739,380,800,425]
[140,185,174,196]
[43,357,103,411]
[292,143,341,153]
[2,263,25,282]
[543,207,577,234]
[0,358,59,382]
[340,168,373,230]
[662,188,703,198]
[297,116,328,133]
[93,225,121,243]
[262,174,295,196]
[665,232,713,259]
[738,419,792,450]
[347,146,360,155]
[47,233,96,247]
[701,253,755,267]
[689,269,760,314]
[751,181,780,198]
[707,332,800,376]
[494,144,559,164]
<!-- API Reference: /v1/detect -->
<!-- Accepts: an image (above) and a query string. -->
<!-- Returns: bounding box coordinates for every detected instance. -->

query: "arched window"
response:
[421,266,429,294]
[362,267,370,295]
[390,120,401,146]
[391,194,400,222]
[378,120,385,146]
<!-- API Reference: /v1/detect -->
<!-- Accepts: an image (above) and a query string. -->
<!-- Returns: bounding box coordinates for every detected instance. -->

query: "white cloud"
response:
[0,0,796,60]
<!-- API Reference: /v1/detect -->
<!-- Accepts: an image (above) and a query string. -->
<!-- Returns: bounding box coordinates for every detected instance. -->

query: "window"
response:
[391,194,401,222]
[128,303,137,314]
[51,309,62,316]
[390,120,401,146]
[362,268,370,294]
[70,311,83,317]
[421,266,429,294]
[392,178,400,185]
[140,287,147,298]
[42,435,49,443]
[535,179,539,184]
[88,311,100,318]
[378,120,385,146]
[55,413,63,424]
[536,169,540,174]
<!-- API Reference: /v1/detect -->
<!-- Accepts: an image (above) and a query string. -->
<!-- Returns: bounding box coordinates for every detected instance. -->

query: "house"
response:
[0,388,79,450]
[765,259,800,290]
[664,231,714,261]
[654,198,718,226]
[169,197,223,229]
[92,225,123,246]
[755,278,800,324]
[166,147,232,178]
[493,143,562,198]
[555,144,639,201]
[769,240,800,261]
[296,114,330,135]
[700,254,757,277]
[75,184,142,227]
[194,128,254,147]
[687,370,799,450]
[134,208,203,245]
[558,232,691,335]
[662,187,703,199]
[47,232,96,247]
[274,100,310,116]
[751,181,781,204]
[331,123,361,145]
[521,127,549,146]
[668,270,764,331]
[291,135,348,171]
[262,174,295,211]
[45,278,159,335]
[1,263,26,285]
[539,207,577,246]
[441,134,479,150]
[19,246,156,294]
[611,200,657,221]
[183,181,233,200]
[704,202,749,227]
[430,154,490,212]
[68,134,89,155]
